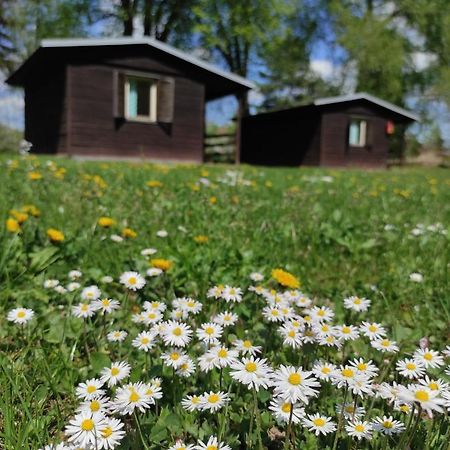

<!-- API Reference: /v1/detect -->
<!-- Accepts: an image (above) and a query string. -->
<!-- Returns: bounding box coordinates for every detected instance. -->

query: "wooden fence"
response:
[204,132,236,163]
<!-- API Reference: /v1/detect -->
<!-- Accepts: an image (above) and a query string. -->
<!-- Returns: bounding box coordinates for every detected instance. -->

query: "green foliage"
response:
[0,124,22,154]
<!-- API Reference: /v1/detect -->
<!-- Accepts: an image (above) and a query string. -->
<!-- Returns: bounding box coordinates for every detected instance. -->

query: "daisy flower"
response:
[144,300,167,312]
[100,361,131,387]
[181,298,203,315]
[396,358,426,379]
[371,338,399,353]
[75,378,105,400]
[313,323,333,338]
[176,357,196,377]
[417,376,449,394]
[147,268,163,277]
[398,385,445,414]
[250,272,264,281]
[413,348,445,369]
[221,286,243,303]
[77,397,110,415]
[7,307,34,324]
[207,285,224,299]
[349,358,379,378]
[318,334,343,349]
[107,330,127,342]
[169,441,195,450]
[335,324,359,341]
[64,411,106,448]
[336,403,366,420]
[98,417,126,449]
[196,322,223,344]
[119,271,146,291]
[359,321,387,340]
[141,248,157,257]
[92,298,120,315]
[144,382,163,403]
[156,229,168,237]
[371,416,405,435]
[312,360,337,381]
[81,285,101,301]
[199,391,230,412]
[309,306,334,323]
[142,309,163,326]
[162,320,193,347]
[68,270,82,280]
[409,272,424,283]
[213,311,238,327]
[209,345,239,369]
[181,394,202,412]
[54,285,67,294]
[345,420,373,440]
[196,436,231,450]
[229,356,272,391]
[44,279,60,288]
[269,397,304,424]
[161,349,188,369]
[233,339,262,356]
[279,325,303,349]
[112,382,153,415]
[110,234,124,242]
[272,365,320,404]
[101,275,113,283]
[343,296,371,312]
[132,331,156,352]
[67,282,81,292]
[302,413,336,436]
[72,302,99,319]
[262,306,284,322]
[332,365,362,388]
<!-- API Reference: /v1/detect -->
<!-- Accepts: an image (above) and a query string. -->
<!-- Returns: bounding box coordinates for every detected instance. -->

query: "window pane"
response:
[349,120,360,146]
[136,80,150,116]
[127,79,138,117]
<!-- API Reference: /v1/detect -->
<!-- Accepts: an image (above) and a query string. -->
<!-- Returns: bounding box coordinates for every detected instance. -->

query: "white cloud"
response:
[412,52,437,71]
[0,75,24,129]
[310,59,334,79]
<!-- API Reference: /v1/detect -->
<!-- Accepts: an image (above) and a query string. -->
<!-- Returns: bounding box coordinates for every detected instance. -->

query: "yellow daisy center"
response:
[101,426,113,438]
[355,424,365,432]
[342,326,351,334]
[245,362,257,372]
[381,339,390,347]
[415,390,429,402]
[87,385,97,394]
[81,304,89,312]
[81,418,95,431]
[357,363,367,371]
[288,373,302,385]
[205,327,214,335]
[243,340,252,348]
[206,446,218,450]
[281,403,292,413]
[383,421,393,429]
[424,353,433,361]
[208,394,220,403]
[173,327,182,336]
[90,400,100,412]
[129,391,140,402]
[288,330,296,338]
[322,367,331,374]
[368,325,377,332]
[111,367,120,376]
[341,368,354,378]
[429,382,438,391]
[17,311,26,318]
[191,396,200,404]
[170,352,180,360]
[218,349,228,358]
[313,418,325,427]
[102,299,110,306]
[317,310,325,317]
[354,298,361,305]
[141,337,149,345]
[187,301,195,307]
[406,363,416,370]
[128,277,136,285]
[148,313,156,319]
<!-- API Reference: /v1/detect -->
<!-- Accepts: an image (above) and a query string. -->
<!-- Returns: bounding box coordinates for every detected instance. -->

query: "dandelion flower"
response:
[271,268,300,289]
[47,228,65,242]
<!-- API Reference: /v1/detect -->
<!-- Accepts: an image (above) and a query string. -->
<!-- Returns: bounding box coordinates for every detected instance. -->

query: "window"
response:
[348,119,367,147]
[124,76,157,122]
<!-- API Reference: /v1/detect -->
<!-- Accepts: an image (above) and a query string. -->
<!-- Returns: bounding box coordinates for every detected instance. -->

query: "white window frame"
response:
[348,118,368,147]
[124,75,158,123]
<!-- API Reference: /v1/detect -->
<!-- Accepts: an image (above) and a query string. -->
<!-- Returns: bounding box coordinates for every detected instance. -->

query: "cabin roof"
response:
[6,37,255,100]
[314,92,419,121]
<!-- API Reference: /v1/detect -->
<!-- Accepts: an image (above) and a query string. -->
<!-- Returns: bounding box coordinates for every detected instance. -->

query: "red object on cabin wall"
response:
[386,120,395,135]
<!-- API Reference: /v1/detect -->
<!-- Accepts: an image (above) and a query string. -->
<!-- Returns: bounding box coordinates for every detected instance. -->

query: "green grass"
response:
[0,156,449,449]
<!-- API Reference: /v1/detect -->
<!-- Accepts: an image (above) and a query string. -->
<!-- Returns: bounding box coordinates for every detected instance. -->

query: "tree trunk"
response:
[235,92,249,164]
[121,0,135,36]
[143,0,152,36]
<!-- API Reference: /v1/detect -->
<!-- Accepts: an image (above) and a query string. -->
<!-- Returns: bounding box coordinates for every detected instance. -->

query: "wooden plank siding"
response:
[67,64,205,161]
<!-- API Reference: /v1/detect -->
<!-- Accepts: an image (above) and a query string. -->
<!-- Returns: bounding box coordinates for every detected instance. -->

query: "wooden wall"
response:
[66,63,205,161]
[320,104,390,168]
[241,109,322,166]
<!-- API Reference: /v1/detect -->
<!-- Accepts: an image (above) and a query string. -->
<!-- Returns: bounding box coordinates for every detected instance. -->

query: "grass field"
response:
[0,155,449,449]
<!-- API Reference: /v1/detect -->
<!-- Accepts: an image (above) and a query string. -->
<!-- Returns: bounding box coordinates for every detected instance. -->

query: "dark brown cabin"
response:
[241,93,418,168]
[6,38,253,162]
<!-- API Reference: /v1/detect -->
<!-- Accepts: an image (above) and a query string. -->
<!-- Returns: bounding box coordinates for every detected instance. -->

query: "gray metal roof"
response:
[314,92,419,121]
[40,37,255,90]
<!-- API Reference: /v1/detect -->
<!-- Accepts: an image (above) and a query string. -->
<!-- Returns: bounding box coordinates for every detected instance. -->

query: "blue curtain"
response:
[127,79,138,117]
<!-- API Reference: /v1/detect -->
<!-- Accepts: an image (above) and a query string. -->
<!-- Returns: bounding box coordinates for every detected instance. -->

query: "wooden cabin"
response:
[6,38,253,161]
[241,93,418,168]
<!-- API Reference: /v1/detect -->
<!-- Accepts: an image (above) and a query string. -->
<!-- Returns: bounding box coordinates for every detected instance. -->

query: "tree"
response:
[257,0,340,110]
[194,0,286,115]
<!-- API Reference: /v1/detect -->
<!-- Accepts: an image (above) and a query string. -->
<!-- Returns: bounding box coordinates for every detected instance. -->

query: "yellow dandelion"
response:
[271,268,300,289]
[146,180,163,188]
[209,196,217,204]
[9,210,28,224]
[193,235,209,244]
[122,228,137,239]
[98,217,115,228]
[150,258,172,271]
[21,204,40,217]
[6,218,20,233]
[47,228,65,242]
[28,171,42,180]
